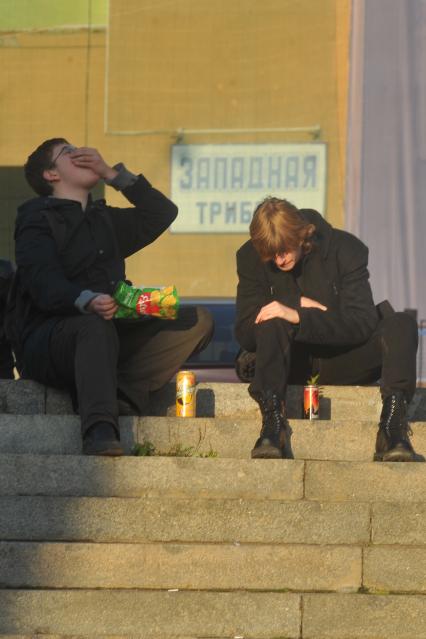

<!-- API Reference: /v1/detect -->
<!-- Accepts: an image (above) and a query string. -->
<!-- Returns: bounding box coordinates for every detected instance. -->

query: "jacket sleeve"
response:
[15,214,83,314]
[107,171,178,258]
[235,245,270,351]
[297,233,379,345]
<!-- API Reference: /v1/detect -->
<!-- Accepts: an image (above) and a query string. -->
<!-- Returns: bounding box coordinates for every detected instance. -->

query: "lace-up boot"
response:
[374,391,415,462]
[250,390,288,459]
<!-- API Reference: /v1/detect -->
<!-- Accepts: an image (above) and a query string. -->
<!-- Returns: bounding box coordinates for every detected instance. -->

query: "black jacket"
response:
[235,209,379,352]
[0,259,15,378]
[14,172,177,378]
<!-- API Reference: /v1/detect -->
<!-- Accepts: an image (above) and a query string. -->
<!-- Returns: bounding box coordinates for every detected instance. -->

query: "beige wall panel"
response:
[105,0,350,295]
[0,32,105,165]
[335,0,351,212]
[0,0,350,297]
[108,0,337,131]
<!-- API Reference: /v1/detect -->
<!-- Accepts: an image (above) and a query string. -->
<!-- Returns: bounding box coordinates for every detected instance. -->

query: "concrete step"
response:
[0,413,425,461]
[2,496,424,547]
[0,591,425,638]
[0,590,301,637]
[135,415,426,462]
[2,378,426,420]
[302,593,426,639]
[0,414,136,456]
[0,455,424,502]
[0,494,371,544]
[0,541,362,592]
[152,410,426,461]
[306,459,426,502]
[1,541,424,595]
[0,455,303,499]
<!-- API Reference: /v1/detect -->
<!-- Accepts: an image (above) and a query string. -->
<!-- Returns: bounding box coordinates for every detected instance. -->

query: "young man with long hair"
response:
[235,197,418,462]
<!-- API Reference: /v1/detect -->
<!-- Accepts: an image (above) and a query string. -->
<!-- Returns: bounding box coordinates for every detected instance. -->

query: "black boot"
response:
[250,390,288,459]
[83,421,124,457]
[374,392,415,462]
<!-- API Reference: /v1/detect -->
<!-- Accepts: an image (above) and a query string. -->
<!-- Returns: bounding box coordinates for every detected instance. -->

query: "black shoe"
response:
[83,421,124,457]
[374,392,415,462]
[250,390,288,459]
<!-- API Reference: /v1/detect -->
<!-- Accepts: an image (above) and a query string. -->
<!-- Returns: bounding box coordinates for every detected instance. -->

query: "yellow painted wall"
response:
[0,0,351,296]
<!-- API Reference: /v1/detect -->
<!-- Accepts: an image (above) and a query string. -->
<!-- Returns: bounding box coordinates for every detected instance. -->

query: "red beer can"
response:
[303,385,319,419]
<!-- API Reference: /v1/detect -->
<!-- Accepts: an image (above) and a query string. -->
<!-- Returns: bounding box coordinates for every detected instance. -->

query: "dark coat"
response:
[14,173,177,378]
[0,259,15,378]
[235,209,379,352]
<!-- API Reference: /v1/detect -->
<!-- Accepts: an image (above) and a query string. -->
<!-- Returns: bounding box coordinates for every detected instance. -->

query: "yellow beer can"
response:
[176,371,196,417]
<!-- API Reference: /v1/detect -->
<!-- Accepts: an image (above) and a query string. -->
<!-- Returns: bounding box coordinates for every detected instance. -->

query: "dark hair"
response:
[24,137,68,196]
[250,197,316,262]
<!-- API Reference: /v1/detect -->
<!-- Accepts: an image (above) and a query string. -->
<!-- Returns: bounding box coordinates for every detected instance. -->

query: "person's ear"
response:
[43,167,60,186]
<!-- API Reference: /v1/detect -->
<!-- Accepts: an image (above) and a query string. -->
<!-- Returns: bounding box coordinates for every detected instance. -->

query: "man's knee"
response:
[76,314,119,346]
[194,306,214,340]
[184,306,214,356]
[256,317,295,341]
[381,312,418,343]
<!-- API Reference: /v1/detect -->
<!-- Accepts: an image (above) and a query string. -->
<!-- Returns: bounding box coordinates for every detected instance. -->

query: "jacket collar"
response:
[298,208,333,259]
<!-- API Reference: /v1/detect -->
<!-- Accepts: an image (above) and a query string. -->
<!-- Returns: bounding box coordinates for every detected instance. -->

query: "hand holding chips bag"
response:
[113,281,179,320]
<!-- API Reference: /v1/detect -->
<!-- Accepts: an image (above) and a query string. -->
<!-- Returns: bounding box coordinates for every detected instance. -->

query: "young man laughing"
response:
[13,138,213,455]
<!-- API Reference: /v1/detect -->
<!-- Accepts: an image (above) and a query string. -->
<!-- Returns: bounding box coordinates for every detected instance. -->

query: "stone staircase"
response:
[0,379,425,638]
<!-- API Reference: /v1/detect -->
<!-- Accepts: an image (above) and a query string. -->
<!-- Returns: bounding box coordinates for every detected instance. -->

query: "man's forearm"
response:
[74,290,101,314]
[297,306,378,345]
[104,163,138,191]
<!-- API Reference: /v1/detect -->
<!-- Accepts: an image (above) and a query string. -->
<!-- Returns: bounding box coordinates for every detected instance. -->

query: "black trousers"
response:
[43,306,213,435]
[247,312,418,402]
[0,338,14,379]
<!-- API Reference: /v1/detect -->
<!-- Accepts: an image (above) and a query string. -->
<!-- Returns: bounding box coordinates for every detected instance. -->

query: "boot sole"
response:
[83,443,124,457]
[251,445,284,459]
[374,451,415,462]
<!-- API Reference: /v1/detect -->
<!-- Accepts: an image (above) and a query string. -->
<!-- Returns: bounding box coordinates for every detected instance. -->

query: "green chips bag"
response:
[113,281,179,320]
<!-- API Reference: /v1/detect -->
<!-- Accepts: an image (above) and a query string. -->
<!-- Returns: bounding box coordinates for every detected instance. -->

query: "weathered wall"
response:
[0,0,351,295]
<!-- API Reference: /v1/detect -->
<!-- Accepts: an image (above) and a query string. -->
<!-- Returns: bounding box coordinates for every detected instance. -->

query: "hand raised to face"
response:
[69,147,118,181]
